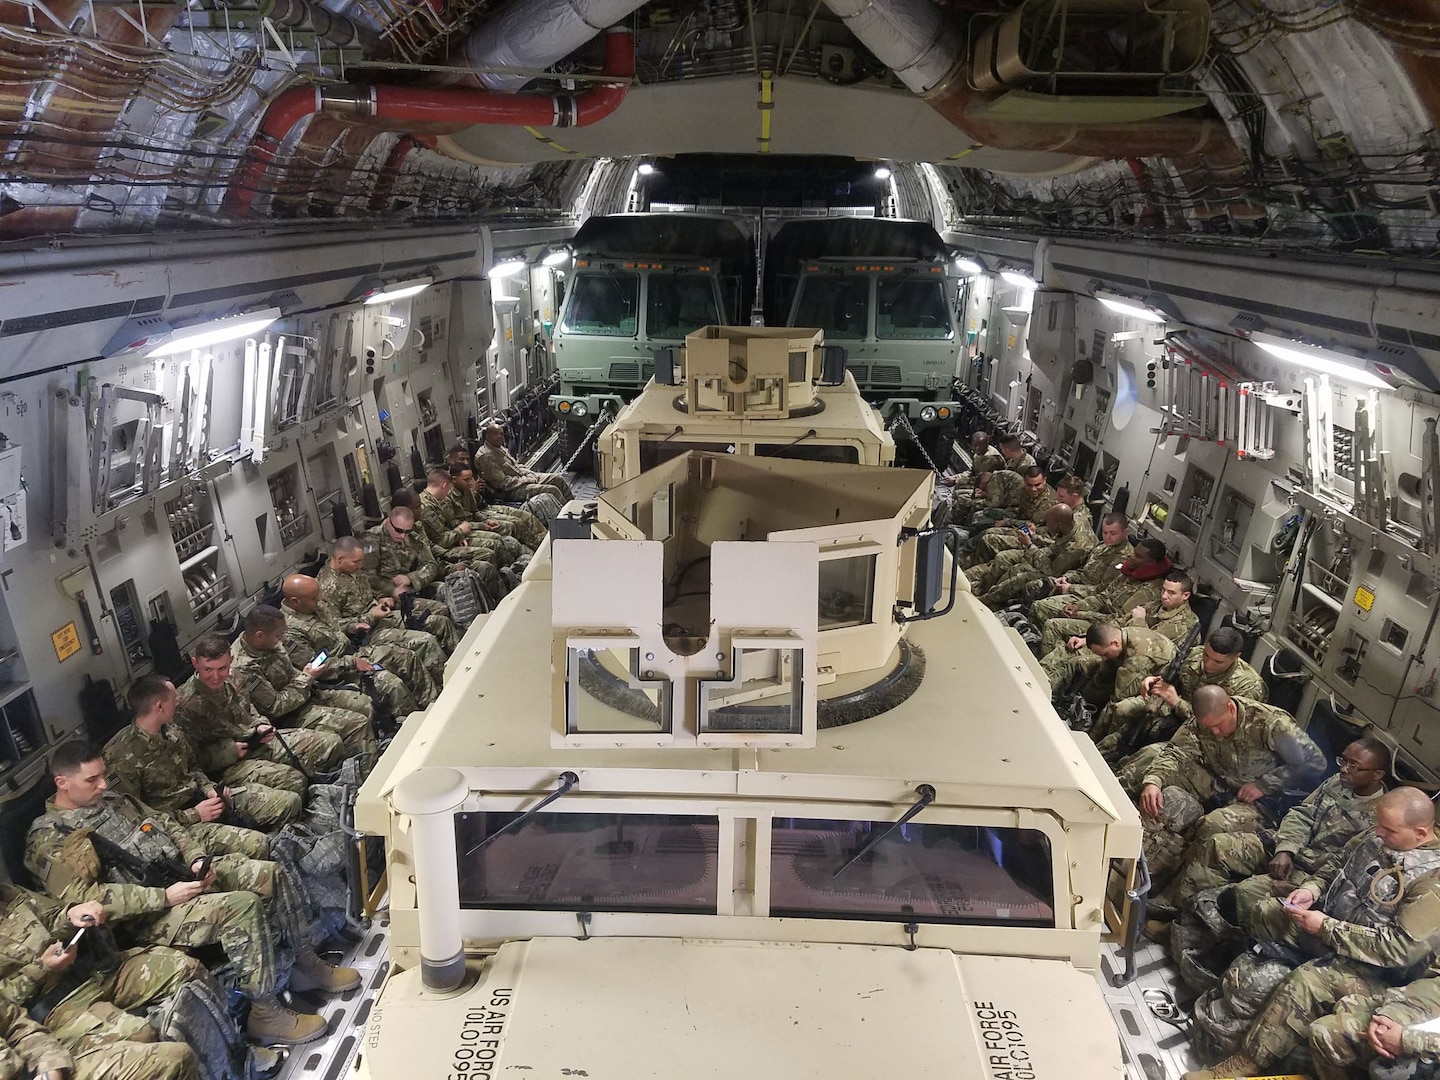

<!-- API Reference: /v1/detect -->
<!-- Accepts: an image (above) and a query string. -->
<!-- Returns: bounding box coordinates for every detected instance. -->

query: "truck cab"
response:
[355,327,1139,1080]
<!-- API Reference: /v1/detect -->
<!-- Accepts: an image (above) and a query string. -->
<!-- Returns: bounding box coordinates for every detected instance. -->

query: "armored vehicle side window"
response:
[562,272,639,336]
[877,279,952,339]
[753,444,861,464]
[769,819,1055,927]
[455,812,719,914]
[647,275,720,340]
[793,278,868,339]
[818,555,876,629]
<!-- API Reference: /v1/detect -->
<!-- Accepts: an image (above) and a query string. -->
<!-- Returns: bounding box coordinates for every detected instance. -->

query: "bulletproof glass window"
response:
[793,278,869,340]
[769,819,1055,926]
[456,812,719,914]
[877,279,953,340]
[647,275,720,340]
[699,647,804,735]
[561,272,639,336]
[564,645,672,735]
[752,444,861,464]
[818,554,876,630]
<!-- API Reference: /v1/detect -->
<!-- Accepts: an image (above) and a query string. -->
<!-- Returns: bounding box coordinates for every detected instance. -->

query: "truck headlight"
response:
[920,406,938,422]
[571,401,589,418]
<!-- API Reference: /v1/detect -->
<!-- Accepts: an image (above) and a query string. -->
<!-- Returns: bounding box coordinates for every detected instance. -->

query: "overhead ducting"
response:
[462,0,653,92]
[222,27,634,218]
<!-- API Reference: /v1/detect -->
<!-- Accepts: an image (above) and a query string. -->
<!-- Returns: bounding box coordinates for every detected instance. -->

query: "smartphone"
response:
[369,663,384,672]
[1281,899,1301,911]
[193,855,213,879]
[311,651,329,667]
[65,926,86,949]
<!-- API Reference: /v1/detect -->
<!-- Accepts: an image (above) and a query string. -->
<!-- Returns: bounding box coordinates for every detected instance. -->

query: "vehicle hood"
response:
[359,937,1121,1079]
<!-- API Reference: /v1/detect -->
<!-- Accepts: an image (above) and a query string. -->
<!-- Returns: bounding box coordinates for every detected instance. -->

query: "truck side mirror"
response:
[819,346,847,386]
[896,527,961,624]
[653,347,677,385]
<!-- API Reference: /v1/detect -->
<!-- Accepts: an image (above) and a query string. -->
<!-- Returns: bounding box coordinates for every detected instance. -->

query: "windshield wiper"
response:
[464,771,579,856]
[760,429,816,456]
[832,783,936,879]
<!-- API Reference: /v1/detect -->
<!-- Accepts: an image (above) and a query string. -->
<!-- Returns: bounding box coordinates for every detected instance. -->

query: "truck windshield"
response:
[877,279,952,339]
[647,275,720,339]
[561,272,639,337]
[455,811,720,914]
[770,818,1055,926]
[792,278,868,339]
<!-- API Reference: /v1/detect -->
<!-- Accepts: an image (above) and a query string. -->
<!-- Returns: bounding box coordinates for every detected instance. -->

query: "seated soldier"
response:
[937,430,995,491]
[0,882,202,1080]
[976,512,1131,612]
[230,606,376,767]
[969,465,1054,535]
[1035,547,1179,656]
[317,536,457,662]
[448,462,547,549]
[1136,685,1327,900]
[1310,973,1440,1080]
[963,473,1087,568]
[421,469,526,563]
[399,479,518,581]
[1185,789,1440,1080]
[369,506,499,618]
[936,459,1022,531]
[25,743,356,1045]
[474,422,572,503]
[970,505,1093,607]
[1161,736,1388,925]
[106,675,301,834]
[177,634,344,779]
[1043,621,1174,711]
[280,573,436,713]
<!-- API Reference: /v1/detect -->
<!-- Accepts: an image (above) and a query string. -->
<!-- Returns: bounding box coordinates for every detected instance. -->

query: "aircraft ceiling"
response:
[0,0,1434,258]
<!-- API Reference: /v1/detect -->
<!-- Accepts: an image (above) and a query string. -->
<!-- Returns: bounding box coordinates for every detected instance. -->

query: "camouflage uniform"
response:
[417,489,520,573]
[282,602,436,714]
[1137,697,1327,885]
[1162,775,1383,921]
[474,442,572,502]
[1037,578,1178,655]
[24,793,278,999]
[0,883,202,1080]
[103,721,300,833]
[1111,653,1268,784]
[1234,832,1440,1071]
[1028,546,1141,625]
[963,484,1059,563]
[972,528,1105,609]
[0,994,72,1080]
[315,563,457,665]
[174,677,341,780]
[368,520,500,614]
[941,467,1025,529]
[1041,624,1174,704]
[1311,976,1440,1080]
[230,636,375,762]
[448,484,546,550]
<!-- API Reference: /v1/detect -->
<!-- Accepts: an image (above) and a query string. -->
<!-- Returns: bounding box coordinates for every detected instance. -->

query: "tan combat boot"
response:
[1181,1054,1260,1080]
[290,946,362,993]
[246,996,326,1045]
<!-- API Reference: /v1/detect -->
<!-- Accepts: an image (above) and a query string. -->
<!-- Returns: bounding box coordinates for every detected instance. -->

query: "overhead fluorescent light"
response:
[1001,269,1037,290]
[636,162,656,176]
[146,308,281,357]
[954,257,985,276]
[874,165,893,180]
[543,250,571,268]
[488,259,526,280]
[1251,331,1390,389]
[363,277,432,305]
[1096,290,1167,324]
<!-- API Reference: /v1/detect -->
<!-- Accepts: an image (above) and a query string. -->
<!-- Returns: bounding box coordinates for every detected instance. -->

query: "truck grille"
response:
[608,362,641,382]
[871,364,902,387]
[846,363,870,383]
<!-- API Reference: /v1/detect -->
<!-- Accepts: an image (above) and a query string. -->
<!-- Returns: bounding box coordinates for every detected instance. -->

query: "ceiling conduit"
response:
[222,24,634,219]
[820,0,1240,160]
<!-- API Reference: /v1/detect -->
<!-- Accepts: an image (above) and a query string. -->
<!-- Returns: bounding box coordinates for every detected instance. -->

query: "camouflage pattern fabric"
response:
[417,490,520,572]
[1036,583,1185,656]
[448,485,546,549]
[1146,601,1200,646]
[366,524,443,596]
[24,795,278,998]
[1311,976,1440,1080]
[282,603,434,713]
[1030,573,1163,630]
[174,677,341,779]
[230,637,374,761]
[1237,956,1393,1070]
[0,994,71,1079]
[315,563,457,662]
[104,722,300,832]
[972,528,1099,609]
[1047,625,1174,709]
[473,443,572,502]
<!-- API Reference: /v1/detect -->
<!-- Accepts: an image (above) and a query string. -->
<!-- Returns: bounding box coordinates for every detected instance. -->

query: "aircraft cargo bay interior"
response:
[1,2,1440,1080]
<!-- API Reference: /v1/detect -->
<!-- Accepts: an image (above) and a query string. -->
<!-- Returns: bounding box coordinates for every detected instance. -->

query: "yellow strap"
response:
[756,69,773,153]
[523,126,586,156]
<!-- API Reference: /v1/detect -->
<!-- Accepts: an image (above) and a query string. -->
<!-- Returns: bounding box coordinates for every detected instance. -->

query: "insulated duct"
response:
[258,0,383,54]
[463,0,653,92]
[222,27,633,219]
[820,0,1238,160]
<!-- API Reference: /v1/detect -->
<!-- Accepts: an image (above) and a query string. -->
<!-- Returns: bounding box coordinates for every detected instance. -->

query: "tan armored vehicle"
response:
[355,327,1138,1079]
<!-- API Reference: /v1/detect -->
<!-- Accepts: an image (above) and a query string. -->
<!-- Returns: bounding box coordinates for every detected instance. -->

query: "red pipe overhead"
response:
[223,27,633,219]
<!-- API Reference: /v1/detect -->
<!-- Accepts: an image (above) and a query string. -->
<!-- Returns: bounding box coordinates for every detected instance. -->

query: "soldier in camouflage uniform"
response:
[475,422,573,503]
[937,431,995,492]
[935,459,1023,530]
[1036,543,1180,654]
[317,536,457,664]
[1111,626,1269,783]
[420,470,526,566]
[1028,525,1151,627]
[976,512,1131,612]
[967,466,1054,534]
[178,635,343,779]
[0,883,201,1080]
[1137,686,1327,892]
[24,743,346,1045]
[1311,974,1440,1080]
[1041,622,1175,707]
[370,506,501,617]
[231,606,376,765]
[1184,788,1440,1080]
[963,474,1085,567]
[395,484,515,579]
[106,675,300,836]
[1159,738,1388,923]
[970,505,1095,606]
[448,462,547,550]
[0,994,78,1080]
[280,574,436,713]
